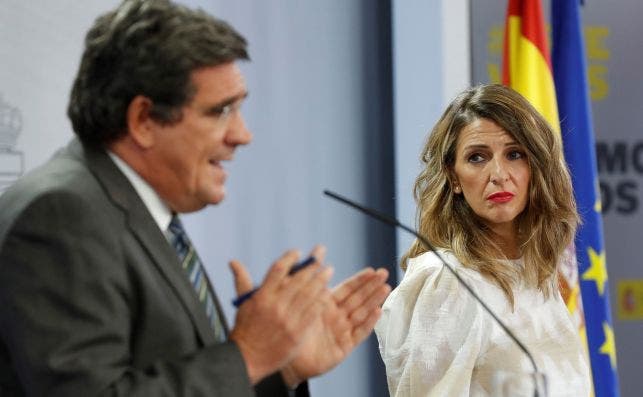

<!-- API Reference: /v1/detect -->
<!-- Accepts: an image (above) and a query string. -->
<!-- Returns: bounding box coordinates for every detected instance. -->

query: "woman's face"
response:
[452,118,530,235]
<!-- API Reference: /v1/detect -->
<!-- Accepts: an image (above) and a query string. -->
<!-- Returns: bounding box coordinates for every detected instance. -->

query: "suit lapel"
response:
[67,139,220,346]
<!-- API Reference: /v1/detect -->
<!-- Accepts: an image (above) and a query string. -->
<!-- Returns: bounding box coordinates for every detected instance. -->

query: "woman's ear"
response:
[447,169,461,194]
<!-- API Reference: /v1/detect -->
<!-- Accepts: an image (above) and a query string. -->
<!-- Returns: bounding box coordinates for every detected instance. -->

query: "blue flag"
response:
[552,1,620,396]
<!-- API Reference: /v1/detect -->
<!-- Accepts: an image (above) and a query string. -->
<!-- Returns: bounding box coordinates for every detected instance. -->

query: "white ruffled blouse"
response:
[375,250,590,397]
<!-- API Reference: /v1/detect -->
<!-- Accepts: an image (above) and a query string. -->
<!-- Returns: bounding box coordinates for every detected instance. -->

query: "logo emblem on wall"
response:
[0,94,25,192]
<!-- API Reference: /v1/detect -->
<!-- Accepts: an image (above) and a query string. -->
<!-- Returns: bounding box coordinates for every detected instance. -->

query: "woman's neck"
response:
[489,222,521,259]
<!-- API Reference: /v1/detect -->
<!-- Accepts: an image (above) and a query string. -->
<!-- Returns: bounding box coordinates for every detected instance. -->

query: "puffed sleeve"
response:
[375,251,489,397]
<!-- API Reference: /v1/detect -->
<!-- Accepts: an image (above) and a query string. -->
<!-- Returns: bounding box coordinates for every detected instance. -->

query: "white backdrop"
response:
[392,0,470,265]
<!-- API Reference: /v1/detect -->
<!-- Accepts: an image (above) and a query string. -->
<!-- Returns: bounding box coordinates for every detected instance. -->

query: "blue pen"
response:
[232,256,317,307]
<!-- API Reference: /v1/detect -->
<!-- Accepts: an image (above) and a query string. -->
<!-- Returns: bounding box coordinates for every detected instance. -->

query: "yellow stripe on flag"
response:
[505,15,560,133]
[512,35,560,133]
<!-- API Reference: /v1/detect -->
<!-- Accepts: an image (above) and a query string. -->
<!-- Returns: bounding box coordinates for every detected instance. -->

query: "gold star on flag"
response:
[594,178,602,213]
[599,322,617,370]
[583,247,607,295]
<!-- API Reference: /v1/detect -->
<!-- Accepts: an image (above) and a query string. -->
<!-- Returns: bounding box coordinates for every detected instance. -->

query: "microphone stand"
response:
[324,189,544,397]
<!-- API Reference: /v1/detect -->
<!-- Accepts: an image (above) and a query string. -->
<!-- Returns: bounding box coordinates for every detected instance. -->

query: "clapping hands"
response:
[228,246,390,386]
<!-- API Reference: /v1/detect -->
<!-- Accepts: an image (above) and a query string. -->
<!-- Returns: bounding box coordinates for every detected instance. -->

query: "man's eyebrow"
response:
[206,92,249,113]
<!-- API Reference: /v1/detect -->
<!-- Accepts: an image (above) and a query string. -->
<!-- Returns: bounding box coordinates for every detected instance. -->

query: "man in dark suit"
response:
[0,0,391,395]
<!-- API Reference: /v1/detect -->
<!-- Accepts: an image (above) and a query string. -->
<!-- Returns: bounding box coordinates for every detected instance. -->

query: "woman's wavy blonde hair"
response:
[401,84,579,305]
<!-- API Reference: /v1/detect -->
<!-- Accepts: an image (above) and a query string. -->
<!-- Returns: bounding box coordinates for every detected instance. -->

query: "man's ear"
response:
[126,95,157,149]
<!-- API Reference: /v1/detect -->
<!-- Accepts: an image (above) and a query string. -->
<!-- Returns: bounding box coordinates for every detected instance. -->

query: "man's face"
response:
[146,62,252,213]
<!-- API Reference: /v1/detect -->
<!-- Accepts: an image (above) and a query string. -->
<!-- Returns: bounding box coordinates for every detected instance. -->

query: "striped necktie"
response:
[167,216,226,342]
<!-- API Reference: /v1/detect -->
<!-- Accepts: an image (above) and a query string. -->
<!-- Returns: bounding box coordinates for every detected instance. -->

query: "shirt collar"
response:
[107,151,173,232]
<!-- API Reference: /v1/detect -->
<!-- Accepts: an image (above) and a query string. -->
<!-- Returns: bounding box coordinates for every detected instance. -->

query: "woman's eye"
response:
[468,153,485,163]
[508,150,525,160]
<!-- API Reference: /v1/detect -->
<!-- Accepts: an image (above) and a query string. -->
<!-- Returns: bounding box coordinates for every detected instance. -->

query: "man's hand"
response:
[282,267,391,387]
[228,246,331,385]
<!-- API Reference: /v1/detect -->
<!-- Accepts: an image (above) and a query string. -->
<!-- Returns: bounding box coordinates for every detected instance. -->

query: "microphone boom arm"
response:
[323,189,542,396]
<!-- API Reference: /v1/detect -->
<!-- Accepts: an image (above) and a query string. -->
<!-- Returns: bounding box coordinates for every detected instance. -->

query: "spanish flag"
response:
[502,0,559,132]
[503,1,620,396]
[502,0,585,336]
[502,0,586,384]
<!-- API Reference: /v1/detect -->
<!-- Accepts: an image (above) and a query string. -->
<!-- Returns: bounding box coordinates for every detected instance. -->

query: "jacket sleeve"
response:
[255,373,309,397]
[0,191,274,396]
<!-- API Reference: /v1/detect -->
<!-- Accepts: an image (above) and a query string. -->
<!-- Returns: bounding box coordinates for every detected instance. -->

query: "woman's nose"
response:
[490,158,509,184]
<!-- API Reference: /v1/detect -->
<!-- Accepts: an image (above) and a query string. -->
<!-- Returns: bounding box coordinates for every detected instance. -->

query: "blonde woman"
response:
[375,84,590,396]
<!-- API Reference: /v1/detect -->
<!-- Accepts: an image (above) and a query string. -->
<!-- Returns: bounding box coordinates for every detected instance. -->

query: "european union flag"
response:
[552,1,620,396]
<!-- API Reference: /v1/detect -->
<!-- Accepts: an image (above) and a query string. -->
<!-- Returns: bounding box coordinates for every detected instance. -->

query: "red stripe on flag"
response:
[520,0,552,68]
[506,0,521,17]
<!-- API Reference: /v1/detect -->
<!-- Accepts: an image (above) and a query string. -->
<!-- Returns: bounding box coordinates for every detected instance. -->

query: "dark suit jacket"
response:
[0,139,308,396]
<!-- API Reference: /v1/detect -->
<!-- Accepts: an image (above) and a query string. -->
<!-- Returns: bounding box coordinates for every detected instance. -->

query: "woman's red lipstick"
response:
[487,191,514,203]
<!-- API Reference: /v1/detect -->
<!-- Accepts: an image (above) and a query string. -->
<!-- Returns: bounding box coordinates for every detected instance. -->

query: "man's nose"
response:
[226,112,253,146]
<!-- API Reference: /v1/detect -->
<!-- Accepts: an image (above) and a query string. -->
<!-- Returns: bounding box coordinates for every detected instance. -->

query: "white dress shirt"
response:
[107,151,172,232]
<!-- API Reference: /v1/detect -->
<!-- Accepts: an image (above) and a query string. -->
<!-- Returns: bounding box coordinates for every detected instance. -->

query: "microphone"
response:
[323,189,544,397]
